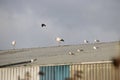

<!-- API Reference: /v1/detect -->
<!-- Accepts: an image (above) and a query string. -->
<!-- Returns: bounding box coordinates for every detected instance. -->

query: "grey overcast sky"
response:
[0,0,120,50]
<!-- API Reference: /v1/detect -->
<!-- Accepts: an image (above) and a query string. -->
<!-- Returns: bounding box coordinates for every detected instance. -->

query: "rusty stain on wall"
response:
[18,71,31,80]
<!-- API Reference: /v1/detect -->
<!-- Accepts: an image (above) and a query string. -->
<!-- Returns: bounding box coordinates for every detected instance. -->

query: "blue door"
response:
[40,65,70,80]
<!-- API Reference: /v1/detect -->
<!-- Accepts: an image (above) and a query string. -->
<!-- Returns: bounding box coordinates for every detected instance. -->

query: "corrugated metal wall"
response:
[40,65,70,80]
[70,63,120,80]
[0,66,39,80]
[0,62,120,80]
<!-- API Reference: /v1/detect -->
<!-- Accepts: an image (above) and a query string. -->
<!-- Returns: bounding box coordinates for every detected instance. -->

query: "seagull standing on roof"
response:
[56,37,64,42]
[56,37,64,46]
[11,40,16,49]
[41,24,46,27]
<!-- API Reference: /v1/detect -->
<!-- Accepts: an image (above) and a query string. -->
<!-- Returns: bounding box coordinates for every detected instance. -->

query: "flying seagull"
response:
[41,24,46,27]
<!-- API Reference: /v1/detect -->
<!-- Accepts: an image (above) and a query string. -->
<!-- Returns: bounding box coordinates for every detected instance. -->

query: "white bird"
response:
[84,40,89,43]
[30,59,37,63]
[69,52,74,55]
[56,37,64,42]
[56,37,64,46]
[11,40,16,49]
[12,40,16,46]
[93,46,98,50]
[94,39,100,43]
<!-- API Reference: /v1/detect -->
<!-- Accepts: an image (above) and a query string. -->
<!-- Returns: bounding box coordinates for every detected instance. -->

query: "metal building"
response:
[0,41,120,80]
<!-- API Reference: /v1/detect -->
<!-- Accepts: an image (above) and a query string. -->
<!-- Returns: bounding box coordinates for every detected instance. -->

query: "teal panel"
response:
[40,66,54,80]
[54,65,70,80]
[40,65,70,80]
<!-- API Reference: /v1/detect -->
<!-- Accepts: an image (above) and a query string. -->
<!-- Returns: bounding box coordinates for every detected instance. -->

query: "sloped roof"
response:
[0,41,120,67]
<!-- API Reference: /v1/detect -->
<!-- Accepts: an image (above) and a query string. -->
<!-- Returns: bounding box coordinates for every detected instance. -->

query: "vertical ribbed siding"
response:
[0,66,39,80]
[40,65,70,80]
[0,62,120,80]
[70,63,120,80]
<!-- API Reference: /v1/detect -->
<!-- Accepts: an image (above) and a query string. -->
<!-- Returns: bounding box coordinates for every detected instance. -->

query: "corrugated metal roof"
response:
[0,41,120,67]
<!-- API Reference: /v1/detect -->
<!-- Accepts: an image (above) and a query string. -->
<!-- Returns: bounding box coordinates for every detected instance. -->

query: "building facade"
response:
[0,41,120,80]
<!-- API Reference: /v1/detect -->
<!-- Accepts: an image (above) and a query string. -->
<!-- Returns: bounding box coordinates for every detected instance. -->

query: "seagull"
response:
[41,24,46,27]
[69,52,74,55]
[84,40,89,43]
[11,40,16,49]
[56,37,64,46]
[12,40,16,46]
[56,37,64,42]
[94,39,100,43]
